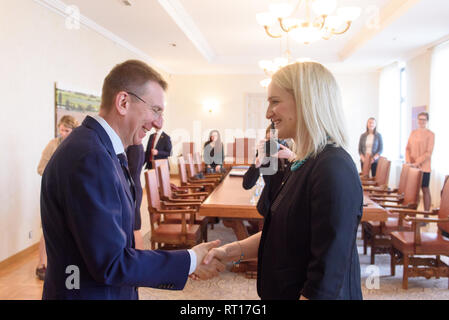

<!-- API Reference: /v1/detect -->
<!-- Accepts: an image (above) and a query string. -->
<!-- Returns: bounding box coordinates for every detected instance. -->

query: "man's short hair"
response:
[101,60,167,111]
[418,111,429,121]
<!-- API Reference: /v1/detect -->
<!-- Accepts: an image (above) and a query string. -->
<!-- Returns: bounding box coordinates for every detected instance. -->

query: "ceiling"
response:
[47,0,449,74]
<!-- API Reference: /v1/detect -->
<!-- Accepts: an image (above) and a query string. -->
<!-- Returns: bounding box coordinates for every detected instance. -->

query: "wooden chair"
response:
[365,163,410,197]
[362,157,390,189]
[362,167,423,264]
[360,154,372,179]
[183,154,220,186]
[234,138,256,166]
[193,152,224,179]
[154,159,209,241]
[390,180,449,289]
[144,170,202,249]
[154,159,208,201]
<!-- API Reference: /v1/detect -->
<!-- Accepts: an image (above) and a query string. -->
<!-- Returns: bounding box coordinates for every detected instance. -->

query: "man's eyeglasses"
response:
[418,118,428,121]
[126,91,163,118]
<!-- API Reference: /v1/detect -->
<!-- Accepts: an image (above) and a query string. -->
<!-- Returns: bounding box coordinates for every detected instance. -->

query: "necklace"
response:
[291,156,310,171]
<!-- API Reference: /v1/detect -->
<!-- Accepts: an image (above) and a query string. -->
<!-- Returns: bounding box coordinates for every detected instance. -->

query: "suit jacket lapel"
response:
[82,116,135,207]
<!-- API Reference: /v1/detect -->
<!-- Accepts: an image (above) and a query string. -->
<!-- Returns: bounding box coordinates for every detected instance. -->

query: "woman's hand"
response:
[274,144,295,161]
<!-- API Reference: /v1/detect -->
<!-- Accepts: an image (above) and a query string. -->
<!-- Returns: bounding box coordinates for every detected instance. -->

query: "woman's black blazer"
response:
[257,145,363,300]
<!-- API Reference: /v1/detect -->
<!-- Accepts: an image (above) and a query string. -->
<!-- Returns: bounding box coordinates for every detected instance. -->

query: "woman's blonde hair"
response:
[58,115,79,129]
[271,61,348,160]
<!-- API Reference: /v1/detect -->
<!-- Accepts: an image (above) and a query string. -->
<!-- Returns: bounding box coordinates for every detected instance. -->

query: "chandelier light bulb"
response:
[325,15,344,30]
[258,60,274,70]
[256,12,277,26]
[337,7,362,21]
[274,57,289,69]
[291,26,323,44]
[260,78,272,88]
[268,3,293,18]
[312,0,337,16]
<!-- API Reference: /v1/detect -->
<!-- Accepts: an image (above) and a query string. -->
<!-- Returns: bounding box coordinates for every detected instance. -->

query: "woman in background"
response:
[202,62,363,300]
[203,130,224,173]
[406,111,435,211]
[358,117,383,177]
[36,115,78,280]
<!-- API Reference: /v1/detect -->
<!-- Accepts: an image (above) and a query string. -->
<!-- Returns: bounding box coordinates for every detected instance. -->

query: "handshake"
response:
[190,239,231,280]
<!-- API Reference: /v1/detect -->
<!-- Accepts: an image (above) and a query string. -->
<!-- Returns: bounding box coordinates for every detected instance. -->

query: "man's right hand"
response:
[191,240,225,280]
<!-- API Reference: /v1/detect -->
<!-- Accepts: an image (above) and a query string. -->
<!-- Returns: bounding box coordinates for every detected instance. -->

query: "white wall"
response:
[0,0,166,262]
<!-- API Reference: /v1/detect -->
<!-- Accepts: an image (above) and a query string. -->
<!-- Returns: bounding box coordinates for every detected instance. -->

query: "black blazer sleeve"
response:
[302,154,362,300]
[242,165,260,190]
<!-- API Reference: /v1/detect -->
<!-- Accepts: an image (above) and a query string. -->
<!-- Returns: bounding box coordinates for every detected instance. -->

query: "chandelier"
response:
[258,36,312,87]
[256,0,361,45]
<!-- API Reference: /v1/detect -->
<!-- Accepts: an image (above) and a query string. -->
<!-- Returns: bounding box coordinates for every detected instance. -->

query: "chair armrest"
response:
[404,216,449,224]
[388,208,438,216]
[157,209,197,214]
[370,197,402,203]
[162,202,201,208]
[380,203,416,209]
[166,197,203,203]
[174,192,209,197]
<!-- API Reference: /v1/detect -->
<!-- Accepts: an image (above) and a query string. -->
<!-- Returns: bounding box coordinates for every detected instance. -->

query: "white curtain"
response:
[429,41,449,204]
[378,62,401,161]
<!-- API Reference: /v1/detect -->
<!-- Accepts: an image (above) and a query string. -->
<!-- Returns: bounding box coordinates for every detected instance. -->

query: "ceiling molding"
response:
[33,0,172,73]
[338,0,423,61]
[158,0,215,62]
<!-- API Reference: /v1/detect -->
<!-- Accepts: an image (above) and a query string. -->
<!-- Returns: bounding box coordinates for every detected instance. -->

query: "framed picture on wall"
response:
[54,83,101,137]
[411,105,427,131]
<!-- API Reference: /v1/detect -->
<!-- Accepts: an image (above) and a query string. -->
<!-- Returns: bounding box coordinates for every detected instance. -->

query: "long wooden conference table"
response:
[199,171,388,237]
[198,169,388,277]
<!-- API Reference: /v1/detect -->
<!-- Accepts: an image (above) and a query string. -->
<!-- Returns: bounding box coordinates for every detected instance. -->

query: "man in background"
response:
[144,117,172,170]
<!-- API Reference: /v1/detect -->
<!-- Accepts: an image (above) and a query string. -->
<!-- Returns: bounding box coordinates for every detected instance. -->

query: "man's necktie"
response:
[117,153,136,203]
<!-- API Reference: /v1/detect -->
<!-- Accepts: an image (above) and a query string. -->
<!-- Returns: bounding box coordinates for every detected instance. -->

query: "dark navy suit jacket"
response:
[40,116,189,300]
[144,131,172,170]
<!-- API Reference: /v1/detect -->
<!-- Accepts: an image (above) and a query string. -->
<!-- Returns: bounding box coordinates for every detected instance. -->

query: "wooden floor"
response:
[0,246,43,299]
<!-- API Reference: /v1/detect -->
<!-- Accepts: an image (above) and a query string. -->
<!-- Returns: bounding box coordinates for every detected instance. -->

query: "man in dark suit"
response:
[144,117,172,170]
[40,60,224,300]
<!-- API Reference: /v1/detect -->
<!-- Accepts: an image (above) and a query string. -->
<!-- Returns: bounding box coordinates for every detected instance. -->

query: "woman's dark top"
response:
[242,158,289,217]
[257,144,363,300]
[126,144,145,231]
[203,141,224,168]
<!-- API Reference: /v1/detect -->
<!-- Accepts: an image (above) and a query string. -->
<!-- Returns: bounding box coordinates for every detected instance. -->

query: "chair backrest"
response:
[151,160,162,189]
[144,170,162,231]
[226,142,234,158]
[438,179,449,235]
[182,142,195,161]
[375,157,390,187]
[193,152,203,173]
[397,163,411,194]
[186,153,197,178]
[402,167,423,208]
[178,156,189,184]
[234,138,256,165]
[361,155,372,178]
[156,159,173,200]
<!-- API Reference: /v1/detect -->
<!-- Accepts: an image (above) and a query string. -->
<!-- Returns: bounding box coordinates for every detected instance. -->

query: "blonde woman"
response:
[201,62,363,300]
[36,115,78,280]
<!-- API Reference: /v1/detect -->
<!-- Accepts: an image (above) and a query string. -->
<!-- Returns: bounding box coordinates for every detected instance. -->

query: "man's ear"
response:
[115,91,129,116]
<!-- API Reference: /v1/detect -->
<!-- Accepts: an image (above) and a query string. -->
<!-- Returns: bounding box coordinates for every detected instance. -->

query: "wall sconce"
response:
[203,100,219,114]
